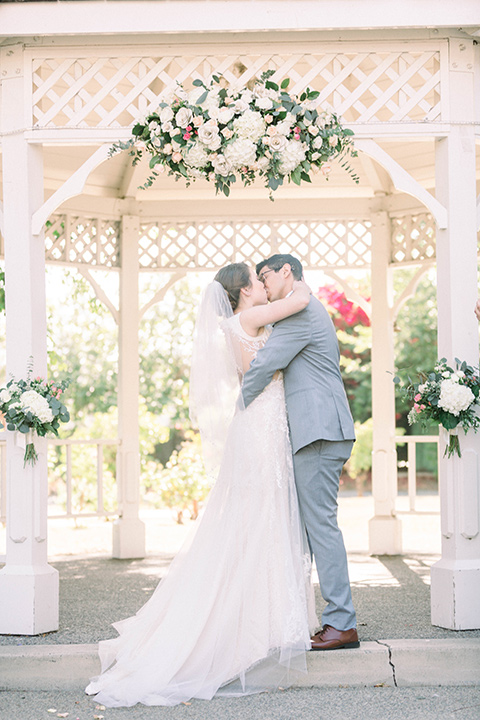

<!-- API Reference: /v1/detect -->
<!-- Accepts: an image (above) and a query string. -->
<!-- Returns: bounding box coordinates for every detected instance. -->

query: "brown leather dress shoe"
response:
[311,625,360,650]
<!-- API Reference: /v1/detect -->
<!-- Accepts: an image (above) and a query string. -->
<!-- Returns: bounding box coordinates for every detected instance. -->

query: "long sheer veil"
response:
[189,281,243,480]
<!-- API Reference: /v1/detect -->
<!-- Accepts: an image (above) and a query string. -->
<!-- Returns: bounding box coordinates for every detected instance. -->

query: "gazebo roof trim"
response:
[0,1,479,38]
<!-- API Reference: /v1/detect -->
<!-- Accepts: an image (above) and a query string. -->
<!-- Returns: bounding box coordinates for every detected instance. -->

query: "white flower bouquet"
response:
[0,373,70,466]
[394,358,480,458]
[111,71,358,199]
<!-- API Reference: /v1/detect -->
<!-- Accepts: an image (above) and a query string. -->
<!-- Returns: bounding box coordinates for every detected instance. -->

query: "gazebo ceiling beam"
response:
[356,139,448,228]
[31,144,111,235]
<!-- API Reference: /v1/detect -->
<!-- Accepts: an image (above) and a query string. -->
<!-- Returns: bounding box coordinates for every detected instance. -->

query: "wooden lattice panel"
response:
[30,47,442,129]
[390,214,436,265]
[45,215,120,267]
[138,219,372,271]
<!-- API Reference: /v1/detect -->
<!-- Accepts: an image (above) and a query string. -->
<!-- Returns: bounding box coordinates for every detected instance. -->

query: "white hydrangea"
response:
[224,138,257,168]
[233,110,266,142]
[438,379,474,417]
[183,142,209,168]
[20,390,54,423]
[278,140,307,175]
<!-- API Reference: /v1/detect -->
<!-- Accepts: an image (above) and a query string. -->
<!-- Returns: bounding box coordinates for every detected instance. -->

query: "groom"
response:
[241,254,359,650]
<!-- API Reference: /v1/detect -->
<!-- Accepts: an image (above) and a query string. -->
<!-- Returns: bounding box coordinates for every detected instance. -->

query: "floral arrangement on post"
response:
[0,370,70,467]
[110,71,358,199]
[394,358,480,458]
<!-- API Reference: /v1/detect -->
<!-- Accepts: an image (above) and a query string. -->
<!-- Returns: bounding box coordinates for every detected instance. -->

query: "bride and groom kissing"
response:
[86,253,359,708]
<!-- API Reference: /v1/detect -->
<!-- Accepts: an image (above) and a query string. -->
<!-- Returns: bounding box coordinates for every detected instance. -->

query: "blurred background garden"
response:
[0,261,439,525]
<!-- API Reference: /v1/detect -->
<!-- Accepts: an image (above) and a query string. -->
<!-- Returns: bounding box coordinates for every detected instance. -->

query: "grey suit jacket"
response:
[241,296,355,454]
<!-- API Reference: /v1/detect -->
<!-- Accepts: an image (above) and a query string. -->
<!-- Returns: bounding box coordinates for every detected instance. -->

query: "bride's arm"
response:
[240,280,311,335]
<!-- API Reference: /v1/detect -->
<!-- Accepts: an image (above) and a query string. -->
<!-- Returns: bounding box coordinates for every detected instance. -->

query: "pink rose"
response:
[414,393,422,402]
[172,152,183,163]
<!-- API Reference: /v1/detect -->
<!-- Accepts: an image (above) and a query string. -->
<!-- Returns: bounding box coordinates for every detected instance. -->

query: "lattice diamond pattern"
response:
[391,214,436,264]
[45,215,120,267]
[31,48,442,129]
[137,220,372,270]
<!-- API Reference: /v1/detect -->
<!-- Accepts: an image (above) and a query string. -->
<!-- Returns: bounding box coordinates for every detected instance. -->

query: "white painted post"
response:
[112,215,146,558]
[430,38,480,630]
[0,45,59,634]
[368,208,402,555]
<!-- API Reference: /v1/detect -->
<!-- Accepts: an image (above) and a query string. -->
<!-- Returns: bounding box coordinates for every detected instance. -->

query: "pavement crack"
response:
[375,640,398,687]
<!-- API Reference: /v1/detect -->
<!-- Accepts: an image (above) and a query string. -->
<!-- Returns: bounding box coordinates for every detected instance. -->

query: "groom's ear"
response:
[282,263,292,278]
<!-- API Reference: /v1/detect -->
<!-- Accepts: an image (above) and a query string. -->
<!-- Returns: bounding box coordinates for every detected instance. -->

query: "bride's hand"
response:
[293,279,312,295]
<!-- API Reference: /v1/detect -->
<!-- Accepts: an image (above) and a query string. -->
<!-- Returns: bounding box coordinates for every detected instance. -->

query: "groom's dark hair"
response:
[256,254,303,281]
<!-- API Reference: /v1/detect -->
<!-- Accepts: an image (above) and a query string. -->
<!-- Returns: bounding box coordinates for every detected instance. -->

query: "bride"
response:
[85,262,318,707]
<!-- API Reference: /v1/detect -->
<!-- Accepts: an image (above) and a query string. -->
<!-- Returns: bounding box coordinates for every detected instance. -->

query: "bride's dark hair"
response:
[214,262,251,312]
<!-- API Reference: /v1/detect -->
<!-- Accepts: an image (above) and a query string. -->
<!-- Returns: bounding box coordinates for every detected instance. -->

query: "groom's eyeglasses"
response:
[258,269,277,284]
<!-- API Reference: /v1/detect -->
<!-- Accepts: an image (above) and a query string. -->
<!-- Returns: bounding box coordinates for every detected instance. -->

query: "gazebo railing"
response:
[395,434,439,514]
[0,437,120,524]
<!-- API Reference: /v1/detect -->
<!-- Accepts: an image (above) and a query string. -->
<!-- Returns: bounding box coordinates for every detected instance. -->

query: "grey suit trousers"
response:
[293,438,356,631]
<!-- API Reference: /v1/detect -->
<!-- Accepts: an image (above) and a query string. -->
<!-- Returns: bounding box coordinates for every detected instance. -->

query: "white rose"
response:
[224,138,257,168]
[313,136,324,149]
[233,98,249,114]
[159,106,174,124]
[308,125,320,136]
[329,134,339,147]
[175,107,194,128]
[197,120,221,147]
[443,371,451,378]
[215,106,235,124]
[221,127,234,139]
[268,134,288,153]
[0,389,11,403]
[275,120,293,136]
[162,121,174,134]
[163,143,173,155]
[256,96,273,110]
[148,120,160,133]
[457,371,465,378]
[212,154,234,177]
[151,136,161,148]
[233,110,266,142]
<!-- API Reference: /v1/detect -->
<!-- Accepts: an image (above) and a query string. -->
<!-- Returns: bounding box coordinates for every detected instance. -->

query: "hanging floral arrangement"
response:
[0,370,70,467]
[110,71,358,199]
[394,358,480,458]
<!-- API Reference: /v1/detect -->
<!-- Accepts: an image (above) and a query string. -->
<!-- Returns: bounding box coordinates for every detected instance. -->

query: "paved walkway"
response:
[1,495,479,719]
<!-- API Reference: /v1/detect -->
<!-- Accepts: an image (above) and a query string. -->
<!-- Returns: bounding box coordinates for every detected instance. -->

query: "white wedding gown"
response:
[86,314,317,707]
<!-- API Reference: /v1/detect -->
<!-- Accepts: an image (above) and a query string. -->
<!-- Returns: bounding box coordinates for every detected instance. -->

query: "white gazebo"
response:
[0,1,479,635]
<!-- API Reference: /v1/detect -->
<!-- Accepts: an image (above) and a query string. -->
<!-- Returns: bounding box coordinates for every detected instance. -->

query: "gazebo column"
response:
[368,209,402,555]
[0,46,58,633]
[112,214,146,559]
[431,45,480,628]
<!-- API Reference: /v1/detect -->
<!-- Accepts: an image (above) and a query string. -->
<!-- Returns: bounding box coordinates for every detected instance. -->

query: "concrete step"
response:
[1,639,479,691]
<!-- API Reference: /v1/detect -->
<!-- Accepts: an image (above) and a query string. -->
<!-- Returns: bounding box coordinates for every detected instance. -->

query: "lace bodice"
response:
[222,313,271,375]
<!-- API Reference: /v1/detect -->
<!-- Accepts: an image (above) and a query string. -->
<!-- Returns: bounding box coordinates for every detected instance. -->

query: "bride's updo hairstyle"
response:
[214,262,251,312]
